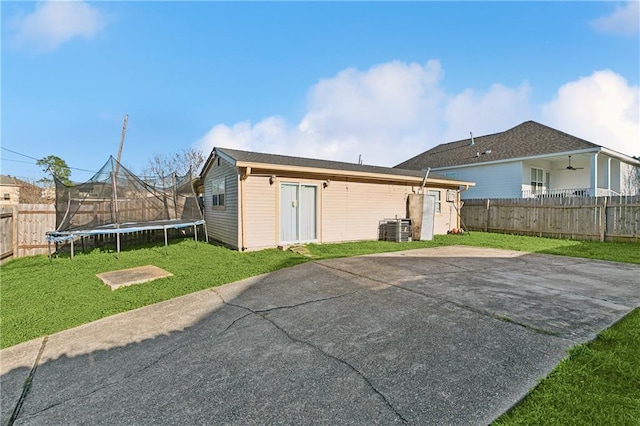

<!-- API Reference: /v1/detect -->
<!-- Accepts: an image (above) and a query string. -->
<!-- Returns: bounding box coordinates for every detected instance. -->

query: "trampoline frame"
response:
[46,219,207,259]
[47,156,207,260]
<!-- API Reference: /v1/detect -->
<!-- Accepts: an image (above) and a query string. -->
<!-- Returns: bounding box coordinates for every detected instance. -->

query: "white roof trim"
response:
[432,148,602,171]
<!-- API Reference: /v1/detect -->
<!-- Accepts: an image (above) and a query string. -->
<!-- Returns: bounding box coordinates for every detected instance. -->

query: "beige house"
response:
[0,176,50,205]
[0,176,21,206]
[200,148,475,251]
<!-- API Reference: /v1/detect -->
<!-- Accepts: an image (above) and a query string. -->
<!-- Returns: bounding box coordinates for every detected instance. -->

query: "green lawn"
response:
[494,308,640,425]
[1,232,639,424]
[1,232,638,349]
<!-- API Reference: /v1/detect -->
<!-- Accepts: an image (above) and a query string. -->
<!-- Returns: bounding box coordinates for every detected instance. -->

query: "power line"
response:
[1,146,98,174]
[1,158,38,165]
[1,146,39,161]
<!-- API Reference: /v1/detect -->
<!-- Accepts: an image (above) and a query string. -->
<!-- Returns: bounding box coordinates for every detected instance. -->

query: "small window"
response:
[211,177,225,207]
[428,190,441,213]
[3,193,10,200]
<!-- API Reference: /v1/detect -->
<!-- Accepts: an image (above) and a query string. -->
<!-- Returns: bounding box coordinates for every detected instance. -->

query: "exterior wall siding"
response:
[243,175,279,250]
[235,176,457,250]
[0,185,20,206]
[321,181,453,243]
[437,162,522,199]
[203,157,239,248]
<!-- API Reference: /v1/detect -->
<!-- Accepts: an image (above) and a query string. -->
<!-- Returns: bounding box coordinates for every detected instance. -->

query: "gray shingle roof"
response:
[215,147,442,179]
[395,121,601,170]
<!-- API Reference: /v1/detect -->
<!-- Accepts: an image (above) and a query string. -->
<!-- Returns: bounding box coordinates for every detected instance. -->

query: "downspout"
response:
[240,167,251,251]
[420,168,431,194]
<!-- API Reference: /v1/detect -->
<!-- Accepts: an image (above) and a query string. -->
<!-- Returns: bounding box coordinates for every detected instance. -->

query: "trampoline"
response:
[46,156,207,258]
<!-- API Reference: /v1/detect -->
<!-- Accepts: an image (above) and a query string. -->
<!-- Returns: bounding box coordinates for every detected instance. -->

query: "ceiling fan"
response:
[565,155,584,171]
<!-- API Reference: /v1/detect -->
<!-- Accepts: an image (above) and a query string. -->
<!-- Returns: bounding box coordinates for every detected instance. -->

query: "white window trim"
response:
[427,190,441,213]
[211,177,225,209]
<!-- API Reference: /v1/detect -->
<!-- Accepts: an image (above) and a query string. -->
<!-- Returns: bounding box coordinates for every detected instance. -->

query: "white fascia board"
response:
[431,147,602,171]
[235,160,475,187]
[201,148,239,178]
[599,148,640,166]
[214,149,238,167]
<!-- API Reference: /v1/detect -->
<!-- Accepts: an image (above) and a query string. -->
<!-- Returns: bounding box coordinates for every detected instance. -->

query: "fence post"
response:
[12,205,18,258]
[599,197,607,242]
[485,199,490,232]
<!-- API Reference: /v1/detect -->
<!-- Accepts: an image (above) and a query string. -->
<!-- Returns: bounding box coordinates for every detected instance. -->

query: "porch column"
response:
[590,153,598,197]
[606,157,611,195]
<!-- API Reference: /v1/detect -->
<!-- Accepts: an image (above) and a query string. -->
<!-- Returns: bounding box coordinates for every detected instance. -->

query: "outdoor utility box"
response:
[378,218,412,242]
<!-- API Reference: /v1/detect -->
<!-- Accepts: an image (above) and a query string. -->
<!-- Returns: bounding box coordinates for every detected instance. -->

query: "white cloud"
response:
[195,60,533,167]
[591,1,639,36]
[541,70,640,157]
[10,1,107,52]
[442,82,533,142]
[195,61,640,167]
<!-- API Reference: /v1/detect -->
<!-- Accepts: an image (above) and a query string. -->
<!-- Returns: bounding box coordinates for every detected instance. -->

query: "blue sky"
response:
[2,1,639,183]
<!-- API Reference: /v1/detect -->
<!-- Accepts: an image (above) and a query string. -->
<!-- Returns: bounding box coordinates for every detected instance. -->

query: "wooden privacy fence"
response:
[0,204,203,262]
[460,196,640,242]
[1,204,56,261]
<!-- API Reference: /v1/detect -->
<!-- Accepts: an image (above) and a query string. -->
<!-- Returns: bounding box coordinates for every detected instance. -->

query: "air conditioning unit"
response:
[378,218,412,242]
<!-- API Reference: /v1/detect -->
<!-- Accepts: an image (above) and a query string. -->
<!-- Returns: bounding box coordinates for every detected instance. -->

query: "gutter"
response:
[431,147,602,171]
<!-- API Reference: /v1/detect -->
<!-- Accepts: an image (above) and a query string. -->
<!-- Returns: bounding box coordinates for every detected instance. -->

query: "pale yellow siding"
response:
[0,185,20,206]
[430,189,457,233]
[243,175,278,250]
[321,181,453,244]
[203,156,460,250]
[203,157,239,249]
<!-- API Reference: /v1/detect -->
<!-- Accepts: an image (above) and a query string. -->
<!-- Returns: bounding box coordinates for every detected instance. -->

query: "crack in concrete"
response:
[218,310,254,334]
[214,291,408,424]
[18,289,353,420]
[6,336,48,426]
[314,261,562,337]
[18,340,189,421]
[18,298,323,421]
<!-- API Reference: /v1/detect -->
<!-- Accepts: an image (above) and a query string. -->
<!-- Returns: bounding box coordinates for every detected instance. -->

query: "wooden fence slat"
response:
[461,195,640,242]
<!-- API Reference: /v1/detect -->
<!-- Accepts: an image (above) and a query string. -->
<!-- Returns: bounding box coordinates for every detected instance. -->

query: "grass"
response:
[0,241,307,349]
[1,232,638,423]
[494,308,640,425]
[1,232,638,349]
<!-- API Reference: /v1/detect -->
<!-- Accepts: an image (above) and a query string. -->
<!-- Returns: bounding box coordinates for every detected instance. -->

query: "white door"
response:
[280,184,298,243]
[279,183,317,244]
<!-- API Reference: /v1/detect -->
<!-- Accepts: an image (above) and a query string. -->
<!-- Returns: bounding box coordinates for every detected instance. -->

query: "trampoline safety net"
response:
[52,156,203,234]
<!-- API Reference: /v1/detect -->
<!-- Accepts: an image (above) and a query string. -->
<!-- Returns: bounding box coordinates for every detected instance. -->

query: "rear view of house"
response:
[396,121,640,199]
[200,148,474,251]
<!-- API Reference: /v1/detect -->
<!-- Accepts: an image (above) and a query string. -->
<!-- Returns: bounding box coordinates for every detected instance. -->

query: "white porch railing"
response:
[596,188,622,197]
[522,188,590,198]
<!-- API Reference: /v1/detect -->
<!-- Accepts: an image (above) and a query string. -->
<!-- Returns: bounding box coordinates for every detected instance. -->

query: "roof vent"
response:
[470,132,475,146]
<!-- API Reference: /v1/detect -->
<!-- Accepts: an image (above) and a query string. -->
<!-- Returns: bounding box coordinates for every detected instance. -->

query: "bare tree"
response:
[143,148,205,177]
[141,148,205,186]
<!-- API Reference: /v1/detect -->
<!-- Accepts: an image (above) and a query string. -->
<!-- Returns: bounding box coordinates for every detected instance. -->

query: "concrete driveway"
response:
[2,246,639,425]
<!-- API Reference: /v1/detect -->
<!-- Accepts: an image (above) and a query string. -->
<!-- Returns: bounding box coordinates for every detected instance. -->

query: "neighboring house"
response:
[0,176,21,205]
[200,148,474,251]
[0,176,51,205]
[396,121,640,199]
